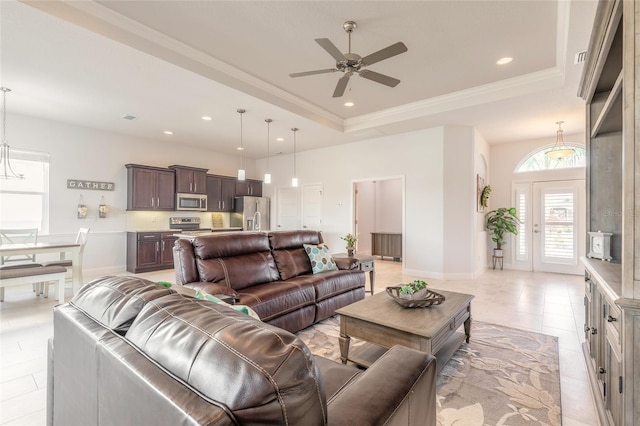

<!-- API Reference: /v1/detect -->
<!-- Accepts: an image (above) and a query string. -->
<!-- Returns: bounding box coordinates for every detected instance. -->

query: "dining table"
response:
[0,242,83,294]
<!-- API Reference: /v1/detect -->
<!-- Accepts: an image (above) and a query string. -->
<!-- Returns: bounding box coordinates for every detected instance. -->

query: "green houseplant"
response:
[399,279,428,299]
[485,207,520,255]
[341,233,357,256]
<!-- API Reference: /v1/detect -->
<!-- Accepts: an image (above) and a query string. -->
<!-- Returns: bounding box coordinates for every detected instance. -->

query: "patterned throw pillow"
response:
[303,243,338,274]
[194,290,261,320]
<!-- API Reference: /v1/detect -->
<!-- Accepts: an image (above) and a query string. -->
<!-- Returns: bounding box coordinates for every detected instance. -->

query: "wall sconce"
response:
[77,195,88,219]
[98,196,109,218]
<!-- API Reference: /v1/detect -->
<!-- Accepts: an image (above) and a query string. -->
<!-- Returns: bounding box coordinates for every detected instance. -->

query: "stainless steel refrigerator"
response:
[231,196,270,231]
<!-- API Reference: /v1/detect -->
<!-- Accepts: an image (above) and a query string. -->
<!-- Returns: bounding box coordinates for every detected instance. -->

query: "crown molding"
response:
[344,67,565,133]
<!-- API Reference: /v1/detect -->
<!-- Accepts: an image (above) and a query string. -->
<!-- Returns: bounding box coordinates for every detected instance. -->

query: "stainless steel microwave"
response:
[176,193,207,211]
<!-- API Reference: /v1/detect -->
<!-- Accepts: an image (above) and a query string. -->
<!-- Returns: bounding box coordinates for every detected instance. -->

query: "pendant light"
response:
[291,127,298,187]
[237,108,246,181]
[545,121,575,160]
[264,118,272,184]
[0,87,24,180]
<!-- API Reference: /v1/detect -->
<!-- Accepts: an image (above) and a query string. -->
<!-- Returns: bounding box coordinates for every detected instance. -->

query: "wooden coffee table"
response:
[336,289,474,373]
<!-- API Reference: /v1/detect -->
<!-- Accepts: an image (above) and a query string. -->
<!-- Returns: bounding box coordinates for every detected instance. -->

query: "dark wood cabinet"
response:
[235,179,262,197]
[126,232,178,273]
[207,175,236,212]
[170,165,208,194]
[126,164,175,211]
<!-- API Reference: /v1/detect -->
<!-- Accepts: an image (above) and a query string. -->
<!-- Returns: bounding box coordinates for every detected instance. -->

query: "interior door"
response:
[276,186,299,230]
[302,184,323,231]
[532,180,585,274]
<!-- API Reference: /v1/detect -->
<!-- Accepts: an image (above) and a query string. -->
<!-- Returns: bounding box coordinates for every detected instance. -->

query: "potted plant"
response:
[341,233,357,256]
[485,207,520,256]
[399,279,428,299]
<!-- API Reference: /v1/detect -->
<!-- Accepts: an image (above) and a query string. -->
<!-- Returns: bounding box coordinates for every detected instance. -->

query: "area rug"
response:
[297,317,561,426]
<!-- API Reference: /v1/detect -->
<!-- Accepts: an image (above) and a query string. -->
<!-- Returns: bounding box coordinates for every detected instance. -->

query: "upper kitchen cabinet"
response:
[126,164,175,211]
[235,179,263,197]
[207,175,236,212]
[169,165,208,194]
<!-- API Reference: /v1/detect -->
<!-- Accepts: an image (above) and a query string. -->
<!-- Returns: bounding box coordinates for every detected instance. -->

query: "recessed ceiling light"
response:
[276,137,284,142]
[344,101,355,107]
[201,116,212,121]
[237,146,244,151]
[496,57,513,65]
[163,130,173,135]
[122,115,136,120]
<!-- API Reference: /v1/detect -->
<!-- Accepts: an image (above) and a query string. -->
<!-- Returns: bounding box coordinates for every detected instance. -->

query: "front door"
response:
[531,180,585,274]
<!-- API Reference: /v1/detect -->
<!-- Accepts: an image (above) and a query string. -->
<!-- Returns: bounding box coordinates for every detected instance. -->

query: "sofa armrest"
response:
[326,345,436,426]
[334,257,359,270]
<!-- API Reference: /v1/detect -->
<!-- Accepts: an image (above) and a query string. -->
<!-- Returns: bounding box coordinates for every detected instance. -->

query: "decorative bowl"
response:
[386,286,446,308]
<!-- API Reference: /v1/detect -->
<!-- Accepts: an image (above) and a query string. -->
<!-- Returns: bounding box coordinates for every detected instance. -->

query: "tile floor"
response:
[0,261,598,425]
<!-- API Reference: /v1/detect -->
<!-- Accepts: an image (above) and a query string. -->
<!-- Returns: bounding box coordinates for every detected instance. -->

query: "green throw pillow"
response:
[303,243,338,274]
[194,290,260,320]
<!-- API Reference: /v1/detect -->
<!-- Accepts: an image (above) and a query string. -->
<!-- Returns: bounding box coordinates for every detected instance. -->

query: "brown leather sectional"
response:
[47,276,437,425]
[173,230,366,333]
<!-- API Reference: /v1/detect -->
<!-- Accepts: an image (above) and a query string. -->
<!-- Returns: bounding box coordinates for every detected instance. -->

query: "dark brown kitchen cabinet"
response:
[235,179,262,197]
[207,175,236,212]
[169,165,208,194]
[126,231,178,273]
[126,164,175,211]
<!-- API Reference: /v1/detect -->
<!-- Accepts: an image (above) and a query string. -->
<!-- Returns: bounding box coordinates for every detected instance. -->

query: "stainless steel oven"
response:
[176,193,207,211]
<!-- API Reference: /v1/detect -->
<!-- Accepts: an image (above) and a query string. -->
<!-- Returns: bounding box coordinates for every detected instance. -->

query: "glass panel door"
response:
[532,180,585,274]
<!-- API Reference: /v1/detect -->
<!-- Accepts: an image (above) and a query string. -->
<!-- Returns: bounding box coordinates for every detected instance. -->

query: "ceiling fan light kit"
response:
[290,20,407,97]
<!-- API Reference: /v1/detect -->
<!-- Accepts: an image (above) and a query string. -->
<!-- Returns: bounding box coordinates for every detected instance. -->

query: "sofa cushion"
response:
[193,231,271,257]
[125,294,327,426]
[238,280,316,322]
[269,230,322,280]
[69,276,174,335]
[286,270,365,302]
[271,247,313,280]
[196,252,280,291]
[304,243,338,274]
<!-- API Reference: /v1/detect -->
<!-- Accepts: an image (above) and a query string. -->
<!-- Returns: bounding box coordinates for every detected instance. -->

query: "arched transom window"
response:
[515,144,586,172]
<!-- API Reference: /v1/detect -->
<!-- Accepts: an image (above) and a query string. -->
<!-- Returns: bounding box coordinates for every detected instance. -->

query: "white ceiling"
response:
[1,0,597,158]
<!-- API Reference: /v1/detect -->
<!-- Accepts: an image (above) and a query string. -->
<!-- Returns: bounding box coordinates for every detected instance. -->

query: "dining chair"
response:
[40,228,90,294]
[0,228,39,265]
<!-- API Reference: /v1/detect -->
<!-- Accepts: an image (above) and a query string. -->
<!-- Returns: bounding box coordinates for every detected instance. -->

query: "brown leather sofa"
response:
[47,276,437,426]
[173,230,366,333]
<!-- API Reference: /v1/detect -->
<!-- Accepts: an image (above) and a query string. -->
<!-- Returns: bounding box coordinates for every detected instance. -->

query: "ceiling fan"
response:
[290,20,408,98]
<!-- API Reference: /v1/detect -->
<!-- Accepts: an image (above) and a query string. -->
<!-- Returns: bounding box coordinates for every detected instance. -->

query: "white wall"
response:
[354,179,402,255]
[9,113,251,275]
[376,179,402,232]
[258,126,485,279]
[474,129,490,276]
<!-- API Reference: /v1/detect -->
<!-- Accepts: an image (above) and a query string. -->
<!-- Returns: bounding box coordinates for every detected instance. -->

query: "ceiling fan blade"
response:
[289,69,338,78]
[333,72,352,98]
[315,38,347,62]
[361,42,408,66]
[359,69,401,87]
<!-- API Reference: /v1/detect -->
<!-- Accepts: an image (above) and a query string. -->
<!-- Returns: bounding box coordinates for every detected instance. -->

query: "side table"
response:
[333,253,375,294]
[492,255,503,270]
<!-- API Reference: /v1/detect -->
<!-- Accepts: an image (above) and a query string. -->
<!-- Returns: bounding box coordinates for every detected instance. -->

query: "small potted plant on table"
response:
[341,233,357,256]
[399,280,428,300]
[485,207,520,257]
